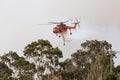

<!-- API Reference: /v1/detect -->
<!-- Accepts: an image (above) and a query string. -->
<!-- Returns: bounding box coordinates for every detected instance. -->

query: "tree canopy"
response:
[0,39,119,80]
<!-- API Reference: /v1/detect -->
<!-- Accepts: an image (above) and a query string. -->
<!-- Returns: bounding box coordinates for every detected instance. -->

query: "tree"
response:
[0,61,13,80]
[80,40,114,80]
[0,51,20,79]
[23,39,63,80]
[114,65,120,80]
[71,50,91,80]
[12,57,36,80]
[59,59,75,80]
[60,40,116,80]
[106,72,117,80]
[0,51,19,66]
[0,51,36,80]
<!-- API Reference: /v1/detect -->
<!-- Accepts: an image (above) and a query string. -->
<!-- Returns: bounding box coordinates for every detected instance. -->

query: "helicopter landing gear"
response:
[55,34,61,37]
[70,33,72,35]
[59,35,61,38]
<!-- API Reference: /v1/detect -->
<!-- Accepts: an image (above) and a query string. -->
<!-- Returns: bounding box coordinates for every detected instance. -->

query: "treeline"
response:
[0,39,120,80]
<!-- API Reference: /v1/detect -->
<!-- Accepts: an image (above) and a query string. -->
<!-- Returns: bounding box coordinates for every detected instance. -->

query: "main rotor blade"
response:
[48,19,72,24]
[76,19,80,28]
[48,22,60,24]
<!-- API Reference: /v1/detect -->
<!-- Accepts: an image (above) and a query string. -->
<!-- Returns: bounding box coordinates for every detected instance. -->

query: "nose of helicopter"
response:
[53,28,59,33]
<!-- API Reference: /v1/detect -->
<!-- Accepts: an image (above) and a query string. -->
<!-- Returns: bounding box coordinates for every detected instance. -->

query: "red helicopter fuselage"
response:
[53,23,77,34]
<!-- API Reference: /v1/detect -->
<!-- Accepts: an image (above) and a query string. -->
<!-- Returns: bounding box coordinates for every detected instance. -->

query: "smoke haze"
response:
[0,0,120,66]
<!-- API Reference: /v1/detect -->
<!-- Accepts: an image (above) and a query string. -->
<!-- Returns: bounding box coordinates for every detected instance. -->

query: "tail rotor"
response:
[75,18,80,28]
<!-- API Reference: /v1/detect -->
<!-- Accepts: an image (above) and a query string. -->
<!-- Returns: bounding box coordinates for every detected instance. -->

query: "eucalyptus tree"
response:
[0,51,20,78]
[0,51,19,66]
[114,65,120,80]
[80,40,112,58]
[59,58,75,80]
[1,51,36,80]
[0,61,13,80]
[105,72,117,80]
[60,40,116,80]
[80,40,115,80]
[23,39,63,80]
[12,57,36,80]
[71,50,91,80]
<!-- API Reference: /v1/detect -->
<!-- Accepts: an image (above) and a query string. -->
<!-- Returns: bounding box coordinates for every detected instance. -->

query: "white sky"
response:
[0,0,120,66]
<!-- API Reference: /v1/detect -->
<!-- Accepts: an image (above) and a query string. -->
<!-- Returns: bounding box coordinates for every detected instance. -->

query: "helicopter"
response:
[38,19,80,45]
